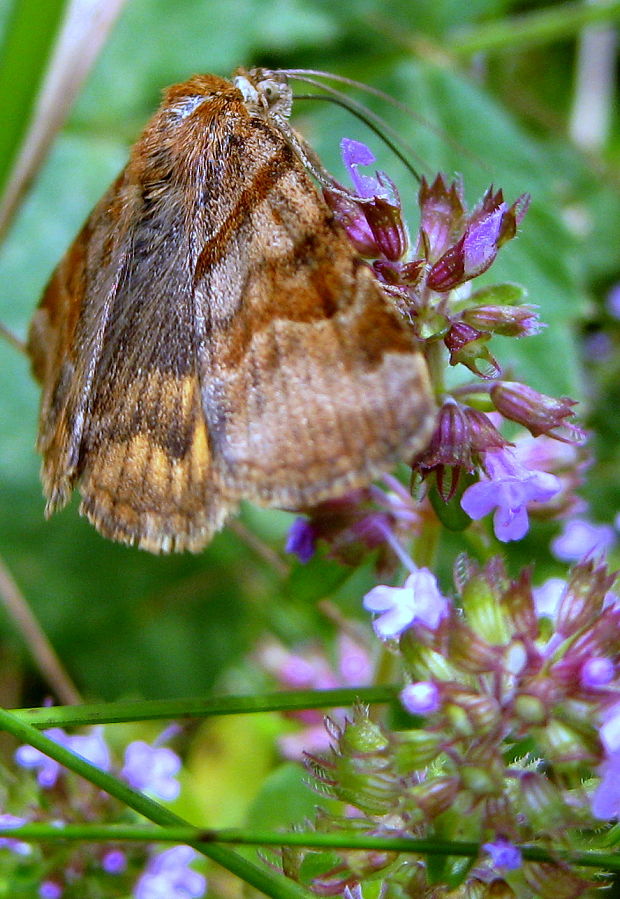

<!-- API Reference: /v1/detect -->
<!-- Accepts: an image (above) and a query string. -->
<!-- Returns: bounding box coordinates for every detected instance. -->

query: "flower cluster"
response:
[257,634,372,759]
[1,727,204,899]
[279,557,619,896]
[288,139,588,566]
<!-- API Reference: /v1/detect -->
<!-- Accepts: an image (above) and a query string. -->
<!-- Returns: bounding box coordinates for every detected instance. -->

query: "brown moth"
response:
[27,68,436,553]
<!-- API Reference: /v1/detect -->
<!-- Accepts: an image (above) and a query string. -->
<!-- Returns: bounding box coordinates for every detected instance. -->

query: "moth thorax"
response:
[233,68,293,119]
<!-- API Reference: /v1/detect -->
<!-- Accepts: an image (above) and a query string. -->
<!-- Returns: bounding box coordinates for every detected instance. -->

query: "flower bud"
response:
[395,729,444,768]
[400,681,441,716]
[462,304,544,337]
[500,570,539,640]
[444,687,501,735]
[400,633,455,681]
[461,764,501,796]
[363,197,408,261]
[428,209,505,290]
[461,573,510,646]
[448,617,503,673]
[418,174,466,260]
[536,718,595,765]
[514,694,547,726]
[285,517,316,563]
[555,560,615,637]
[490,382,584,443]
[518,771,571,832]
[408,774,460,818]
[523,863,595,898]
[444,322,501,378]
[324,188,380,257]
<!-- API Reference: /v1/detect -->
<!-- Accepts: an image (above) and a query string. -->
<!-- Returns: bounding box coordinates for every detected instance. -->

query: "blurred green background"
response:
[0,0,618,718]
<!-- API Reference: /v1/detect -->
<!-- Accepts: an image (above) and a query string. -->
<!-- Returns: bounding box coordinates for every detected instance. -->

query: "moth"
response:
[27,67,436,553]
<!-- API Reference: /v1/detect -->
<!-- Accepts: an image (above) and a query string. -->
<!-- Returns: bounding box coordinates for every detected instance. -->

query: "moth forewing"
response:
[28,68,436,553]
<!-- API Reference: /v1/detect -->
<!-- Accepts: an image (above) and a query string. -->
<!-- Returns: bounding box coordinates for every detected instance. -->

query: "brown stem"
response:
[229,519,290,577]
[0,554,82,705]
[0,322,26,355]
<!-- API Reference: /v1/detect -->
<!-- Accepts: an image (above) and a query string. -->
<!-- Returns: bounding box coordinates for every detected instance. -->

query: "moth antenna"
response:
[285,74,425,184]
[0,321,26,355]
[294,92,422,185]
[284,68,486,172]
[269,110,375,204]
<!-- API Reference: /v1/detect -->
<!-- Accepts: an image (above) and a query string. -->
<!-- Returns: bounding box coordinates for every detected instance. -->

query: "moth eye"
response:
[260,80,282,104]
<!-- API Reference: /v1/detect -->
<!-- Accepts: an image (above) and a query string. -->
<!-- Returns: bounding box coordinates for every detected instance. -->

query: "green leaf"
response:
[0,0,69,197]
[468,283,528,306]
[429,478,475,533]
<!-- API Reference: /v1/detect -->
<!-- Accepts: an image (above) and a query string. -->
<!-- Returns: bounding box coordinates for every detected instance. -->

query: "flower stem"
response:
[9,685,398,728]
[0,706,310,899]
[448,0,620,56]
[0,822,618,872]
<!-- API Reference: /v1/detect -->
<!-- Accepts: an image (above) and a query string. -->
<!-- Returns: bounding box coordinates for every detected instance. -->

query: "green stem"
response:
[0,707,310,899]
[448,0,620,56]
[11,685,398,729]
[0,823,618,872]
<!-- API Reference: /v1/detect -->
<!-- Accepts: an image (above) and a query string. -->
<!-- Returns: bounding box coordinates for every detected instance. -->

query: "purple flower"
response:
[0,813,31,856]
[532,577,566,619]
[606,283,620,319]
[67,728,111,772]
[337,633,373,685]
[363,569,449,639]
[581,657,615,689]
[427,188,528,291]
[285,517,316,563]
[15,728,68,787]
[102,848,128,874]
[341,138,393,201]
[15,727,110,788]
[122,741,181,801]
[134,846,205,899]
[39,883,62,899]
[551,517,616,562]
[592,753,620,819]
[400,682,441,715]
[599,704,620,755]
[461,448,561,541]
[482,838,522,870]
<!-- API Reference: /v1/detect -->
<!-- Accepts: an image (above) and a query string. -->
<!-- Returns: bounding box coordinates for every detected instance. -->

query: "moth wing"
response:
[29,176,229,553]
[29,76,436,554]
[194,156,436,511]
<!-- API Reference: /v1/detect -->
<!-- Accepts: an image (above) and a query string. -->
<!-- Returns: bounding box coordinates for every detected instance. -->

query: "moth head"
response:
[233,68,293,119]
